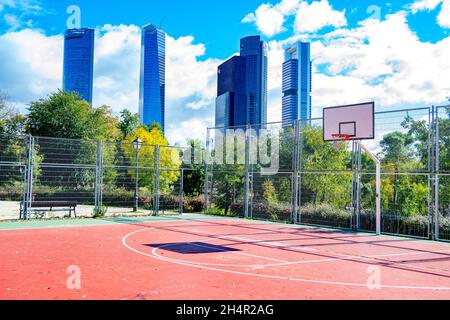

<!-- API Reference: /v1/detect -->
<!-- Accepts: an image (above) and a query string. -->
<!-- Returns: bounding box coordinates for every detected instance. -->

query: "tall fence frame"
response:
[0,136,203,219]
[205,105,450,242]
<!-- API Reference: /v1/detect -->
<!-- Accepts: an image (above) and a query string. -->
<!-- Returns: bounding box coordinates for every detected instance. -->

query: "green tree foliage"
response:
[27,90,119,141]
[118,110,140,140]
[262,180,278,205]
[379,131,415,167]
[123,126,181,193]
[182,139,205,197]
[300,126,352,209]
[212,165,244,215]
[146,122,163,133]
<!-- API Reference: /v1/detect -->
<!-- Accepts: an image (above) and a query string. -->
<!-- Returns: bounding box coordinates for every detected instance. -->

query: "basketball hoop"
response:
[332,134,351,150]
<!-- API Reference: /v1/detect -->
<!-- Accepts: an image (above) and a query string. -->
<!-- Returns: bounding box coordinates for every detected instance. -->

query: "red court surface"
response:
[1,217,450,300]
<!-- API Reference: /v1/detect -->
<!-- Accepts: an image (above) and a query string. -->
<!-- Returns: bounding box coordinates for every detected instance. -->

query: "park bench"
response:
[20,201,78,218]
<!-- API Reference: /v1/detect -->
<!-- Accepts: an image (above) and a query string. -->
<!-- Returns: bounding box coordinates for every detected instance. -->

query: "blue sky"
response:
[2,0,449,55]
[0,0,449,143]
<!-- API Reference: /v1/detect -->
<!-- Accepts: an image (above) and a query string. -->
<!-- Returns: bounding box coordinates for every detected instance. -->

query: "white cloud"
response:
[290,12,449,110]
[242,0,301,37]
[0,0,42,12]
[166,35,219,101]
[3,13,21,30]
[0,29,62,109]
[438,0,450,28]
[410,0,443,12]
[0,25,219,145]
[410,0,450,28]
[0,0,43,29]
[262,11,450,122]
[294,0,347,33]
[242,0,347,37]
[166,117,214,146]
[92,24,141,110]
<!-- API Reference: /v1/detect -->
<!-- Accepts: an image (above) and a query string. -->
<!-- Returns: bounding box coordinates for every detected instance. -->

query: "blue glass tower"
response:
[139,24,166,132]
[63,28,95,104]
[216,56,247,128]
[240,36,268,126]
[282,42,312,126]
[215,36,268,128]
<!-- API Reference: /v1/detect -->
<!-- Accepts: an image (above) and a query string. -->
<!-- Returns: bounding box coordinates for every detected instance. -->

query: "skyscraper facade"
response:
[240,36,268,126]
[139,24,166,132]
[215,35,268,128]
[63,28,95,104]
[282,42,312,126]
[216,56,246,128]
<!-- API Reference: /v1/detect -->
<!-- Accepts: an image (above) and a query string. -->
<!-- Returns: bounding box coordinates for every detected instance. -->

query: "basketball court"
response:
[1,214,450,300]
[1,102,448,300]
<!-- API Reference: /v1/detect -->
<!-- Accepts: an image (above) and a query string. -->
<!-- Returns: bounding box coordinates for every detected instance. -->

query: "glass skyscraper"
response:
[282,42,312,126]
[215,36,268,128]
[63,28,95,104]
[139,24,166,132]
[240,35,268,126]
[216,56,246,128]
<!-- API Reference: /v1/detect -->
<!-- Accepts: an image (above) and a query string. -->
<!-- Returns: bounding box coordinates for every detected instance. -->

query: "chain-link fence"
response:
[436,105,450,241]
[0,136,204,220]
[1,105,448,242]
[206,106,450,241]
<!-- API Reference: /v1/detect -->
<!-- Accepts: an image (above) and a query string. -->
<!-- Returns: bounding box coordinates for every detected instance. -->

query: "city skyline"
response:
[1,0,449,144]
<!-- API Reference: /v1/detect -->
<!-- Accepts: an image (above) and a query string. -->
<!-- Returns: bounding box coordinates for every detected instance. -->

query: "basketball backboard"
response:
[323,102,375,142]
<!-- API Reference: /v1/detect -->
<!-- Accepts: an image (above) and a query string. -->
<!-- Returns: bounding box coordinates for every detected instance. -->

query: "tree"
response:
[379,131,416,211]
[26,90,119,140]
[182,139,205,197]
[379,131,415,167]
[123,126,181,193]
[262,180,278,205]
[212,164,244,215]
[300,126,352,209]
[146,122,163,134]
[118,110,140,140]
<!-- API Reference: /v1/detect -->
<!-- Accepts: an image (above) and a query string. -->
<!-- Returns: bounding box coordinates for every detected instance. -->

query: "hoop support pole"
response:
[356,141,381,235]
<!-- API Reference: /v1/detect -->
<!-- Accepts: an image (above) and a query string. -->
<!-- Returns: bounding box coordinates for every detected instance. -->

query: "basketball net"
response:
[332,134,351,151]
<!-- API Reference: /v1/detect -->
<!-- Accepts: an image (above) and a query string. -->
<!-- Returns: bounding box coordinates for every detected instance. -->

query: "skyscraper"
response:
[139,24,166,132]
[215,35,268,128]
[216,56,246,128]
[63,28,95,104]
[282,42,312,126]
[240,35,268,126]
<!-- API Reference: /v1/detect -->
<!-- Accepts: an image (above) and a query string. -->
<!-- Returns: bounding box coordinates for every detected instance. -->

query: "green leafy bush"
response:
[93,206,108,218]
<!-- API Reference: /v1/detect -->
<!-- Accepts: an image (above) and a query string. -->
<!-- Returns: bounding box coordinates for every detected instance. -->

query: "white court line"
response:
[122,228,450,291]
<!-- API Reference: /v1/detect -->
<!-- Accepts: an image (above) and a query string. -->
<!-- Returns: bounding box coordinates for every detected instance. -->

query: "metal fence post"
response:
[292,121,300,224]
[95,141,103,211]
[153,146,160,216]
[244,125,251,219]
[298,121,304,224]
[428,106,435,240]
[23,135,34,220]
[435,106,440,240]
[204,129,210,211]
[179,168,184,214]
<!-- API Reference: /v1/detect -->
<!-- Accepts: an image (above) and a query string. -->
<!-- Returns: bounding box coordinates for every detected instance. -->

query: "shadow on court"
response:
[145,242,240,254]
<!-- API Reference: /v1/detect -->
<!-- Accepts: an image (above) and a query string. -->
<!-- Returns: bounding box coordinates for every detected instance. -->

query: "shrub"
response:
[184,196,204,212]
[300,203,351,228]
[93,206,108,218]
[203,207,228,216]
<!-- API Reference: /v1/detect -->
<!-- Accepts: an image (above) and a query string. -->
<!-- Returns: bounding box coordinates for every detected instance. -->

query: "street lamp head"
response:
[133,137,143,151]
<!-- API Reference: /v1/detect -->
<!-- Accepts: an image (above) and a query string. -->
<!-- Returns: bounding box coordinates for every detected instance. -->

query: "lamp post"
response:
[132,137,143,212]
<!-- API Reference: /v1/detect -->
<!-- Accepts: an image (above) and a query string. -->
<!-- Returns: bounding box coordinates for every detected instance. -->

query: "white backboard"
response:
[323,102,375,141]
